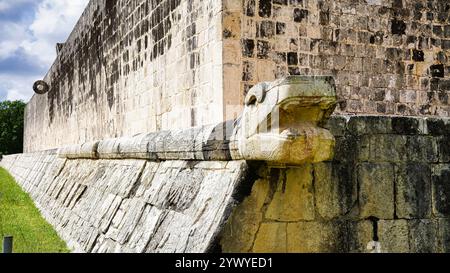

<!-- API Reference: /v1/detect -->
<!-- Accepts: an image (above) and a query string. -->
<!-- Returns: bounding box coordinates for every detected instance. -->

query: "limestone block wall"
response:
[223,0,450,116]
[25,0,450,153]
[0,151,247,253]
[2,115,449,253]
[25,0,225,152]
[221,115,450,253]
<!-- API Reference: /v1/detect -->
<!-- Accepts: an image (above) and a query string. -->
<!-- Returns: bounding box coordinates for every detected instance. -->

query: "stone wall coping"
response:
[56,115,450,161]
[327,115,450,137]
[58,123,241,161]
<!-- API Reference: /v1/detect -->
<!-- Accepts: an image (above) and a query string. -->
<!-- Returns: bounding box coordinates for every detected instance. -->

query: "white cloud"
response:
[0,74,40,101]
[0,22,29,60]
[0,0,89,102]
[0,0,35,12]
[22,0,90,67]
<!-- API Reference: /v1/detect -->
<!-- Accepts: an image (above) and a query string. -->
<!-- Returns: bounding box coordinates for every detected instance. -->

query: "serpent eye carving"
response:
[33,80,49,95]
[244,82,268,106]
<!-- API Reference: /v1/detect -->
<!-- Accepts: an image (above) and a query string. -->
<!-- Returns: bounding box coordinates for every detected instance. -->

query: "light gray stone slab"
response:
[0,150,248,253]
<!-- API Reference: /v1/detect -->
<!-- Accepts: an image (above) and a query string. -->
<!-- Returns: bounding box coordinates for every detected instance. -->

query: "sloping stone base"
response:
[0,152,247,253]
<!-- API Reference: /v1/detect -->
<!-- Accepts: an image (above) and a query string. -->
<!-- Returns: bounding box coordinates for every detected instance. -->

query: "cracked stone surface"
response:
[2,115,450,253]
[0,152,248,253]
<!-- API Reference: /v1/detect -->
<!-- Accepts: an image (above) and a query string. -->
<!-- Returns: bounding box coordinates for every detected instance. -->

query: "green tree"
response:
[0,100,26,155]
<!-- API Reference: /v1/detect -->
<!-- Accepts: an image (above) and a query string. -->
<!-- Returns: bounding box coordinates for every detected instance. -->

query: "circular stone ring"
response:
[33,80,50,94]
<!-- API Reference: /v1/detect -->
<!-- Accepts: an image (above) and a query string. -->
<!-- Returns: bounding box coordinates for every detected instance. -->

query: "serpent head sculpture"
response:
[234,76,337,165]
[58,76,338,166]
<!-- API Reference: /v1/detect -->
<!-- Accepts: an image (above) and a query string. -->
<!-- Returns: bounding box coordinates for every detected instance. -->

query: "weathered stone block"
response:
[438,136,450,163]
[106,199,147,245]
[325,116,348,137]
[406,136,438,163]
[97,193,123,233]
[118,134,158,160]
[378,220,410,253]
[97,139,121,159]
[369,135,407,162]
[314,162,357,219]
[432,165,450,217]
[356,135,371,162]
[194,122,235,161]
[221,179,270,253]
[437,218,450,253]
[253,222,287,253]
[333,136,355,162]
[58,142,99,159]
[391,116,426,135]
[287,221,349,253]
[162,128,197,160]
[347,221,375,253]
[348,116,392,136]
[265,166,315,221]
[358,163,395,219]
[142,163,205,211]
[395,163,432,219]
[333,134,370,162]
[408,219,438,253]
[427,118,450,136]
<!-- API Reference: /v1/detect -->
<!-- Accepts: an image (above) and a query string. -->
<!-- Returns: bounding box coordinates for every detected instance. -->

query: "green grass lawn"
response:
[0,167,69,253]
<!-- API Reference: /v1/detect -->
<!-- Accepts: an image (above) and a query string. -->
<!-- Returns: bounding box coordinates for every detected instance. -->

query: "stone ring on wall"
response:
[33,80,49,95]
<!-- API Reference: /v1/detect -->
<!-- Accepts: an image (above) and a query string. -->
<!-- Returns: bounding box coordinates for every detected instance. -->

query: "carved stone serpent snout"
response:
[235,76,337,165]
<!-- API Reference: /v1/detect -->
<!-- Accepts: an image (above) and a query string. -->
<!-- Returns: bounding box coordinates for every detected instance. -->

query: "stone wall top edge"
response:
[1,149,58,158]
[333,113,450,120]
[14,114,449,160]
[328,114,450,136]
[30,0,94,103]
[57,121,240,161]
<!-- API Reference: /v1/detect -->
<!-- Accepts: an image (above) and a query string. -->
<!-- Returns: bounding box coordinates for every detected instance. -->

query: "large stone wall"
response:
[223,0,450,116]
[25,0,450,152]
[25,0,225,152]
[221,115,450,253]
[11,0,450,253]
[2,115,449,253]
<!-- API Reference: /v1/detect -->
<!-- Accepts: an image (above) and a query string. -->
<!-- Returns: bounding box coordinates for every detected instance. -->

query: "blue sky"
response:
[0,0,89,102]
